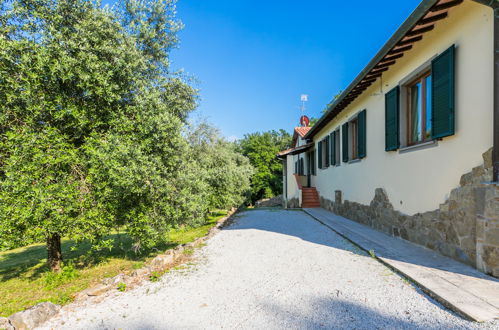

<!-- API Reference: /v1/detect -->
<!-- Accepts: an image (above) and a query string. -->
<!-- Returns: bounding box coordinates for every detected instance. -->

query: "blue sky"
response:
[117,1,423,139]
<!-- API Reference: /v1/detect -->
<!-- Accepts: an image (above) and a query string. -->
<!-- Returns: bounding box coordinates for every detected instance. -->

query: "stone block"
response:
[460,172,474,187]
[482,246,499,270]
[83,283,112,297]
[9,302,61,330]
[131,267,151,278]
[483,148,493,169]
[0,317,14,330]
[485,228,499,247]
[150,254,175,271]
[334,190,342,204]
[102,274,126,286]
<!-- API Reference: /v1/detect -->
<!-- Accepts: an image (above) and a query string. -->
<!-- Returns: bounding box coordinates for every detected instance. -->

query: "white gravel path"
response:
[40,209,499,330]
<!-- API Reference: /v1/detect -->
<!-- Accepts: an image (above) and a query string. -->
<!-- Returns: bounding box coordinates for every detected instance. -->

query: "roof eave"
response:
[304,0,441,140]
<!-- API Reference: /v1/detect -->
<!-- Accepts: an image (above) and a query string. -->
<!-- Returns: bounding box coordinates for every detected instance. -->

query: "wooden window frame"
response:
[406,71,432,146]
[335,129,341,165]
[320,138,329,169]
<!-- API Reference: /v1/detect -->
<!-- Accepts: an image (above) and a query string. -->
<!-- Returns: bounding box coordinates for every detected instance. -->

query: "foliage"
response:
[0,0,252,269]
[309,117,319,126]
[186,121,254,211]
[238,130,292,203]
[43,263,79,289]
[117,282,127,292]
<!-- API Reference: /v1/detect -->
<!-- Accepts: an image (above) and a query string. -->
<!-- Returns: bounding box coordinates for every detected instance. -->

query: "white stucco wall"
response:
[284,135,310,205]
[310,1,493,215]
[286,154,300,202]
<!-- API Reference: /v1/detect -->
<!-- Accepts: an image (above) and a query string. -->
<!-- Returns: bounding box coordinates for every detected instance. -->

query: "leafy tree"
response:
[187,121,254,211]
[309,117,319,126]
[238,130,291,203]
[0,0,199,271]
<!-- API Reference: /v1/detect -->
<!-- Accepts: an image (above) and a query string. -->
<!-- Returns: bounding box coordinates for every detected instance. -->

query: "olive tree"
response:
[0,0,198,271]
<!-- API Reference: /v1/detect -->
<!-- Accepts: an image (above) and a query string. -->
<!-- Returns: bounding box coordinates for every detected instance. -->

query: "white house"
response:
[279,0,499,278]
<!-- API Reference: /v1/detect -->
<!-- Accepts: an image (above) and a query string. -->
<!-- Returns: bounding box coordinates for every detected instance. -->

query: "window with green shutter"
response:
[431,45,455,139]
[324,136,330,167]
[342,122,349,162]
[385,86,400,151]
[358,109,367,158]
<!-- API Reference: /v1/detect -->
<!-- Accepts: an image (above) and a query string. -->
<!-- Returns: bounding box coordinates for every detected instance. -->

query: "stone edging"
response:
[1,208,240,330]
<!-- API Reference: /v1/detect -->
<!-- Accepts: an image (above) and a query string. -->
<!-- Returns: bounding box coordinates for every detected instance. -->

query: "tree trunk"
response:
[47,233,62,272]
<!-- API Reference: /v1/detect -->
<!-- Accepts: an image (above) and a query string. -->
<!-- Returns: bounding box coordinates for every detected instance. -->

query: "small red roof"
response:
[291,126,311,147]
[295,126,311,138]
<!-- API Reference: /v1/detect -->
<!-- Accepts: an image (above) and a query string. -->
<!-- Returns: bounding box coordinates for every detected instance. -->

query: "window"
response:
[385,45,455,152]
[294,158,304,175]
[318,136,330,169]
[342,110,367,162]
[407,72,432,145]
[330,130,340,166]
[350,118,359,160]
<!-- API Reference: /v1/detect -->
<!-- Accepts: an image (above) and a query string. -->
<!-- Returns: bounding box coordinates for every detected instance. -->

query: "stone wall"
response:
[287,197,300,209]
[255,195,283,208]
[476,183,499,277]
[320,148,499,277]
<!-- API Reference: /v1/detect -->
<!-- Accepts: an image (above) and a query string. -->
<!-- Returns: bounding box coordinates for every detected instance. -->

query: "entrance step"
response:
[301,187,320,208]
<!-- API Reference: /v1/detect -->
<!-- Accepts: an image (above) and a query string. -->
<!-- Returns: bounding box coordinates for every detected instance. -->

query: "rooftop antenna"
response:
[299,94,310,127]
[300,94,308,115]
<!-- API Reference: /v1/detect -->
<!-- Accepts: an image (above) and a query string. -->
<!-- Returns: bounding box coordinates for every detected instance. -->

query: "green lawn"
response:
[0,210,228,317]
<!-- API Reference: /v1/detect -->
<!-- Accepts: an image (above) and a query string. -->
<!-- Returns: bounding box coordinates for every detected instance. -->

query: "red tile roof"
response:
[295,126,311,138]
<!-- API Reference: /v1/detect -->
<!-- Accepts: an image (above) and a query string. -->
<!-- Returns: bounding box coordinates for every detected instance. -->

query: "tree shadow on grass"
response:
[0,233,176,281]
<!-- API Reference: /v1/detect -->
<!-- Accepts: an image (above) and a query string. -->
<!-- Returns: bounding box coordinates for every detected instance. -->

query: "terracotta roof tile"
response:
[294,126,311,138]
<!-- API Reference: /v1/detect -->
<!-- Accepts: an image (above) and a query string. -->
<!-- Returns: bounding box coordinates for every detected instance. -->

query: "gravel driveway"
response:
[40,209,499,329]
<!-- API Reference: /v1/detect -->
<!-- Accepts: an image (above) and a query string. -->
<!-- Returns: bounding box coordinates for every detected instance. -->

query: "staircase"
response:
[301,187,320,208]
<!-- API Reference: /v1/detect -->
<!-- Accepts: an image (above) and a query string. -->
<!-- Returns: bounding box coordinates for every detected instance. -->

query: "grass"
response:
[0,210,228,317]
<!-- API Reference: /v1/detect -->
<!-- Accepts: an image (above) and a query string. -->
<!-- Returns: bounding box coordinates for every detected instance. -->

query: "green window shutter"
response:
[325,136,330,167]
[330,131,336,166]
[358,109,367,158]
[318,142,322,169]
[432,45,455,139]
[311,150,316,175]
[385,86,400,151]
[342,122,349,162]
